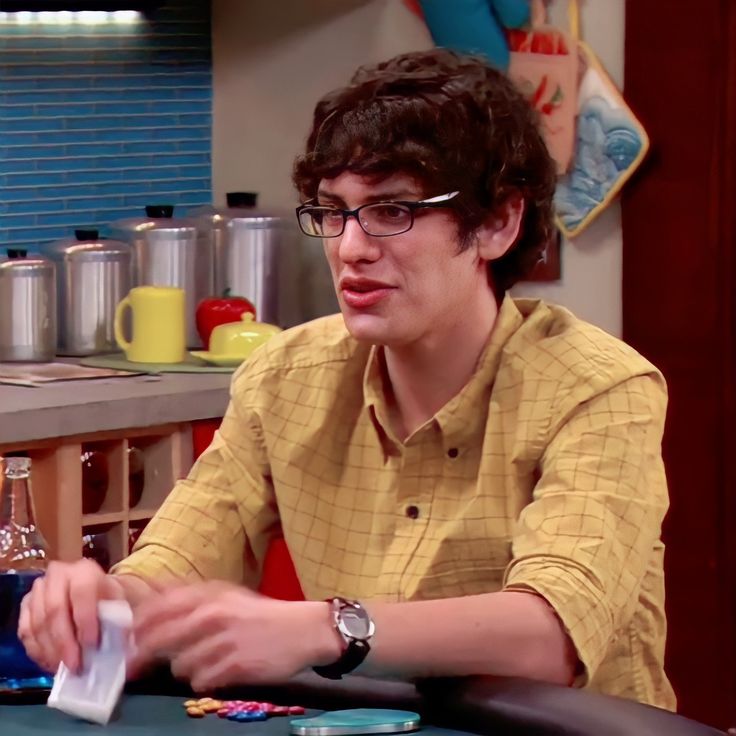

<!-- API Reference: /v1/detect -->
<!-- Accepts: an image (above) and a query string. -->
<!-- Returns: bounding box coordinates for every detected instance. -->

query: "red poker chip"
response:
[270,705,290,716]
[288,706,306,715]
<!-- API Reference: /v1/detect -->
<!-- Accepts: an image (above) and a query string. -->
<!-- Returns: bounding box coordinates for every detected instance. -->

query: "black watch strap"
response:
[312,598,374,680]
[312,639,370,680]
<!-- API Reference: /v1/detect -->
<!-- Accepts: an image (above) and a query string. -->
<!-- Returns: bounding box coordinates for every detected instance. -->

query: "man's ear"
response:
[475,193,525,261]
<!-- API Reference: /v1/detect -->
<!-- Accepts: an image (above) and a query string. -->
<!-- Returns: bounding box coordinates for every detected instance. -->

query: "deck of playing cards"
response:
[47,600,133,725]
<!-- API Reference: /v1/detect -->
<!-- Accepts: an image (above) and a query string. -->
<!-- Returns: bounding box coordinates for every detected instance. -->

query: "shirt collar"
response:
[362,294,526,450]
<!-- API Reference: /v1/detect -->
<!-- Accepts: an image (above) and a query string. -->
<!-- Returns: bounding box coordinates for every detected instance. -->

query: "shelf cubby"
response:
[0,423,193,568]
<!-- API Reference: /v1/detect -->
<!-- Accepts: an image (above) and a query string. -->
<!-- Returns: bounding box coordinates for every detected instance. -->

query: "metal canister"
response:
[191,193,285,326]
[45,229,132,356]
[0,250,56,362]
[110,205,212,348]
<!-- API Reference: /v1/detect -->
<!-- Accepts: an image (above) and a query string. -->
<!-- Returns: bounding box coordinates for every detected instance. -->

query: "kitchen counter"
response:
[0,371,232,445]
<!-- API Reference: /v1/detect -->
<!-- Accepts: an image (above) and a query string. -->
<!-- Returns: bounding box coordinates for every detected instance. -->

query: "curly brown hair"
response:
[292,48,557,295]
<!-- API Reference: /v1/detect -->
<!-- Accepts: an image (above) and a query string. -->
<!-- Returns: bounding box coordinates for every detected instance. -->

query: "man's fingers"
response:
[18,593,54,672]
[134,608,204,661]
[25,575,61,672]
[17,591,32,641]
[132,587,223,679]
[45,565,88,672]
[67,560,111,649]
[169,630,227,682]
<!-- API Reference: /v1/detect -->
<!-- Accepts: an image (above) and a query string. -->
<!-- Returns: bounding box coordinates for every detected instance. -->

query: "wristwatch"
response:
[312,597,375,680]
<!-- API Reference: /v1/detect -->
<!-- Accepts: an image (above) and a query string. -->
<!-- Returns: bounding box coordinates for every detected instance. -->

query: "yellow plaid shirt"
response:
[113,296,675,709]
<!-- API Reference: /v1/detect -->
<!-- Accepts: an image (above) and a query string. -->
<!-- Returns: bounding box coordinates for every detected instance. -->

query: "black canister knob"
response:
[75,229,99,241]
[226,192,258,208]
[145,205,174,218]
[6,249,27,259]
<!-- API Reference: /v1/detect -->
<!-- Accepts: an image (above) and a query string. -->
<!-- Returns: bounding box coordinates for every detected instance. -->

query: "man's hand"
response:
[17,559,126,674]
[128,581,341,692]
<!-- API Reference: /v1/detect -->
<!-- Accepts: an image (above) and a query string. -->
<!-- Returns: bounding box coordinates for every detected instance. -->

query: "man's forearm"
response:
[357,591,578,684]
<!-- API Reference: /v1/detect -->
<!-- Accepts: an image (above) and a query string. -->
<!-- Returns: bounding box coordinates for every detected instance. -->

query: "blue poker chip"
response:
[232,710,268,722]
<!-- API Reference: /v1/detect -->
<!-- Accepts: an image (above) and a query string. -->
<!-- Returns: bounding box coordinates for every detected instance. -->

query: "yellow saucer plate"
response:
[189,350,247,367]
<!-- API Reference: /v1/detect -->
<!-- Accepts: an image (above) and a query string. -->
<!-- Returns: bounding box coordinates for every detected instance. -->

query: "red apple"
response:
[196,291,256,349]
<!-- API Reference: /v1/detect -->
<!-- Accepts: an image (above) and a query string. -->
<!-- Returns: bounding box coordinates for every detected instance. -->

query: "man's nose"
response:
[336,215,380,263]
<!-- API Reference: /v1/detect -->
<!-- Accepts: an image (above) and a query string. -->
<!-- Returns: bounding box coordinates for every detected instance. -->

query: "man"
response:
[18,49,675,710]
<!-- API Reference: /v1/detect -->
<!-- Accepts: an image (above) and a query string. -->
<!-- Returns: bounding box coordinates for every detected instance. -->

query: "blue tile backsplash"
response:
[0,1,212,253]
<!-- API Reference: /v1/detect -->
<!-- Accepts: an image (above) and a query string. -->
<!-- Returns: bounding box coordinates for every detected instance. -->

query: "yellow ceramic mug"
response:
[114,286,186,363]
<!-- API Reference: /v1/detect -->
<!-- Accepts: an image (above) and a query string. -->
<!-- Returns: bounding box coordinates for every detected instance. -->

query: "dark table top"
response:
[0,674,726,736]
[0,695,463,736]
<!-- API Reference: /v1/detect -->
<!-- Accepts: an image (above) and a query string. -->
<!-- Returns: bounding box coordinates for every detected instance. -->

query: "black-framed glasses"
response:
[295,190,460,238]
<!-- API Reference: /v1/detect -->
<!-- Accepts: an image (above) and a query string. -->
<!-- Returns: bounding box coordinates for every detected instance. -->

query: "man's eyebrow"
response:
[316,189,345,206]
[316,189,421,205]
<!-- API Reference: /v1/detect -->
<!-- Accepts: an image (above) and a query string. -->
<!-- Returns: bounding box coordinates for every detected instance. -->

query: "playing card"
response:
[47,600,133,725]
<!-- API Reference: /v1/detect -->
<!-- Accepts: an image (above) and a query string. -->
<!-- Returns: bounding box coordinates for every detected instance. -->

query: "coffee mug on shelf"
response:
[114,286,186,364]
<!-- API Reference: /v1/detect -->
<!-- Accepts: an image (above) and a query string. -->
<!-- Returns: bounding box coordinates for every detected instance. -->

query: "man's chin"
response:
[341,312,392,344]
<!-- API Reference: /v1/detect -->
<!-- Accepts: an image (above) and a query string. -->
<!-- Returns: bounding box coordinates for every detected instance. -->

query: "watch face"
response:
[340,608,372,639]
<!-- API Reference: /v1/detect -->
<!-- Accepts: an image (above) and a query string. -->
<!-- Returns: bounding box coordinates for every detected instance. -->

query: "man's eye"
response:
[373,205,407,220]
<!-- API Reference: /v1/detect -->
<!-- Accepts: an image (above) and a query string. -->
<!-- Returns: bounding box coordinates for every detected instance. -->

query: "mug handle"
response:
[114,297,132,353]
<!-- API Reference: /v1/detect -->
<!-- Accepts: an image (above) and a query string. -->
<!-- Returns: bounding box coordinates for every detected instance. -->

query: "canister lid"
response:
[46,230,131,262]
[0,253,54,276]
[59,243,132,262]
[189,192,259,223]
[111,205,197,235]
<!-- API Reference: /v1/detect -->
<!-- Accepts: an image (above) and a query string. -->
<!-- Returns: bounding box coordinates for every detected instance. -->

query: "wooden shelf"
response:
[2,423,193,568]
[128,507,159,522]
[82,511,126,525]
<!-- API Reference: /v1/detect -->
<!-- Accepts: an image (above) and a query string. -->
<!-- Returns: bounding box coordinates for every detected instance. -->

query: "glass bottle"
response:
[0,456,52,689]
[0,456,49,573]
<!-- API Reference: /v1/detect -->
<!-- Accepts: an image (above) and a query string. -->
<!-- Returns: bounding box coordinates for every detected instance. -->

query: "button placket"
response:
[396,436,431,526]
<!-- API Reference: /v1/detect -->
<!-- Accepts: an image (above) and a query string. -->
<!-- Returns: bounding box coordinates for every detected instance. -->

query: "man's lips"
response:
[339,277,393,291]
[339,278,395,309]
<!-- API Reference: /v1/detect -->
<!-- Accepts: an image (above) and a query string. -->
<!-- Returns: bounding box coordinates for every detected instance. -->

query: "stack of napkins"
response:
[47,600,132,725]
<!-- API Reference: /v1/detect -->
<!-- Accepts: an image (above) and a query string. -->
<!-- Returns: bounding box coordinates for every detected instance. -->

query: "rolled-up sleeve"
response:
[503,373,669,685]
[111,363,279,589]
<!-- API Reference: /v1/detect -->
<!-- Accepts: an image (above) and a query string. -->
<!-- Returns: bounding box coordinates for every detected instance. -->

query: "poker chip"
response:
[202,700,223,713]
[229,710,268,722]
[184,698,306,723]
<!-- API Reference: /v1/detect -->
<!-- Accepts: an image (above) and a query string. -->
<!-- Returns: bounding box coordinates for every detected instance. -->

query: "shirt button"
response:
[447,447,459,458]
[405,505,420,520]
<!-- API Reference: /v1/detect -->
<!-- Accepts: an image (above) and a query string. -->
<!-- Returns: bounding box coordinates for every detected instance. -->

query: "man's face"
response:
[319,171,491,348]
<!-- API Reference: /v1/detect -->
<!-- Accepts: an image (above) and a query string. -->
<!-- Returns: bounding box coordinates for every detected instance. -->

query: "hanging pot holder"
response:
[554,19,650,237]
